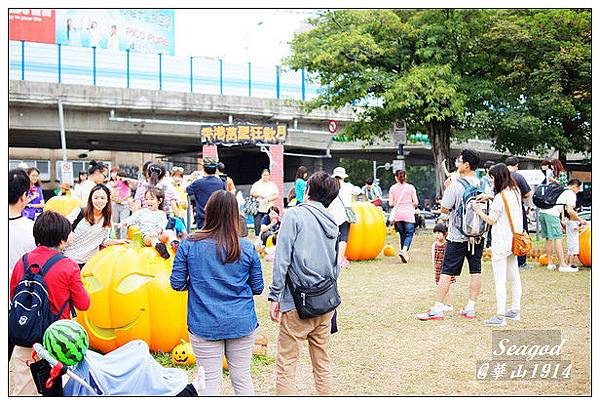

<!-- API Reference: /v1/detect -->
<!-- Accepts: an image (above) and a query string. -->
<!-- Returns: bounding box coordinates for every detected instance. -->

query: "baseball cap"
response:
[203,157,218,167]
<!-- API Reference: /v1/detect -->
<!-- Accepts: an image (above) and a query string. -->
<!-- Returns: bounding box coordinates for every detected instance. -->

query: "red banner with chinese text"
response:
[9,9,56,44]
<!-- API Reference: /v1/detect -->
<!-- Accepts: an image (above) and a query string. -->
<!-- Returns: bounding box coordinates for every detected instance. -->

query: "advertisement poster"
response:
[54,9,175,55]
[9,9,56,43]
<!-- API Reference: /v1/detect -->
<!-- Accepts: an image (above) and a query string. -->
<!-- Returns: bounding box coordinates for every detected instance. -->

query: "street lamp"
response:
[373,161,392,185]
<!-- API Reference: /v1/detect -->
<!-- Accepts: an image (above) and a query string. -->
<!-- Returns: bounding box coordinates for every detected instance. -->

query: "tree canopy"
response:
[286,9,591,197]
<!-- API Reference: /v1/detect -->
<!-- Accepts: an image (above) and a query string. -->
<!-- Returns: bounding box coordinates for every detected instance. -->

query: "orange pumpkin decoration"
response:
[383,244,396,257]
[539,254,549,266]
[578,226,591,267]
[172,339,196,366]
[345,202,387,261]
[44,195,82,217]
[76,242,187,354]
[223,356,228,371]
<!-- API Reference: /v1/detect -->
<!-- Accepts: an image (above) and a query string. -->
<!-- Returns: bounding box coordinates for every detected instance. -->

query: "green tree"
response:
[287,9,591,196]
[467,9,591,162]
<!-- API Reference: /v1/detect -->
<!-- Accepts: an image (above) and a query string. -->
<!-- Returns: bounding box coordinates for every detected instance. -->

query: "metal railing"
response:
[9,40,321,101]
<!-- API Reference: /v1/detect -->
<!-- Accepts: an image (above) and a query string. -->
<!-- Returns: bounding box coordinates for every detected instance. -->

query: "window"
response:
[9,160,51,181]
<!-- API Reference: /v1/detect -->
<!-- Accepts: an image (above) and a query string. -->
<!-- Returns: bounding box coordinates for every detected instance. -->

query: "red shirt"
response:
[10,246,90,319]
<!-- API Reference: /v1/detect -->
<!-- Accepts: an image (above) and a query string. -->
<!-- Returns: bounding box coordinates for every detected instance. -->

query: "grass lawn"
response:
[163,230,591,396]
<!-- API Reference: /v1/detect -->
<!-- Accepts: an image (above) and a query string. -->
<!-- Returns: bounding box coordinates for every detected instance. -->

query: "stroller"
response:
[31,340,191,396]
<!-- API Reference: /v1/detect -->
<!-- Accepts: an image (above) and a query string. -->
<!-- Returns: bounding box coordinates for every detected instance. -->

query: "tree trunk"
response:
[426,119,451,200]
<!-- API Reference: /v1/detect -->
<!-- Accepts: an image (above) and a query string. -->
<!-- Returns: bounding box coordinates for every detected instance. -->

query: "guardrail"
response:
[9,40,321,101]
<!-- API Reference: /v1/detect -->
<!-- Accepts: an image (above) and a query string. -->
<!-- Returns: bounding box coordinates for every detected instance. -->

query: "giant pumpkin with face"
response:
[76,242,188,353]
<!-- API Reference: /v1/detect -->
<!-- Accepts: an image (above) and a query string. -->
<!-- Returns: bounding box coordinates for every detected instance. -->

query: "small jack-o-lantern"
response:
[172,339,196,366]
[76,242,187,354]
[345,202,387,261]
[44,195,82,217]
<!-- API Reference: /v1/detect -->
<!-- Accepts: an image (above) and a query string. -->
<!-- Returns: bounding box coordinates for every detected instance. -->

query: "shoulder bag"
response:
[501,191,532,256]
[285,206,341,319]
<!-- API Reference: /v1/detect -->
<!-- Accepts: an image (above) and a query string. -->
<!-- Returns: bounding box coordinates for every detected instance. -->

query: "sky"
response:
[174,10,317,65]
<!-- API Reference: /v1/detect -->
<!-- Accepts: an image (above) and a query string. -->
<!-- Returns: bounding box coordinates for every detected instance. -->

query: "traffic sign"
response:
[328,120,338,134]
[59,160,74,185]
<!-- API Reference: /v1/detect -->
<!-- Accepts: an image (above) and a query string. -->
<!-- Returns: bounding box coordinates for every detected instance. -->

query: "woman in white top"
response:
[64,184,129,268]
[473,163,524,327]
[250,169,279,237]
[327,167,361,268]
[74,161,107,207]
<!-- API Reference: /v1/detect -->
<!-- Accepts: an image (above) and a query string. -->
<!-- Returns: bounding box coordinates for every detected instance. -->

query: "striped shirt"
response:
[63,209,110,264]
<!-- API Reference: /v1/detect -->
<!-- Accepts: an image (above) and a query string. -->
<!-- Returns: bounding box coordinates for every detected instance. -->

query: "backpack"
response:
[454,178,489,240]
[9,253,72,347]
[533,183,566,209]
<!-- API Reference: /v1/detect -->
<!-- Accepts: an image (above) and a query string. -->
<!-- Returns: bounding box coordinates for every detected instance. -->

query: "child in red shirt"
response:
[432,222,456,311]
[10,211,90,396]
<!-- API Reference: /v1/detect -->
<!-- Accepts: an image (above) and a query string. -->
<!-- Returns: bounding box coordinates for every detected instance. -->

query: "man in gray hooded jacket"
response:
[269,171,340,395]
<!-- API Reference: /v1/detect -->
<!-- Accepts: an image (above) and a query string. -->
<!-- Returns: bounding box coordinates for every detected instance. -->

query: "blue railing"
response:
[9,40,321,101]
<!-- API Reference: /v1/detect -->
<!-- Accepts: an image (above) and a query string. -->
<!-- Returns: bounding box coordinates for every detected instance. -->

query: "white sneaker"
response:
[443,305,454,311]
[547,264,557,271]
[559,266,579,273]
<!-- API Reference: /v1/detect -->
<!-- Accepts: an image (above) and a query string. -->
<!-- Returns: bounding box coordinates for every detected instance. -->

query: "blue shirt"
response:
[295,178,307,204]
[170,238,264,340]
[186,176,226,229]
[261,215,281,234]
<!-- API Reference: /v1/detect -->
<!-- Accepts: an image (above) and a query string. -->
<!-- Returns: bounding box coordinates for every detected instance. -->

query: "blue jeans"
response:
[253,212,266,237]
[394,221,415,250]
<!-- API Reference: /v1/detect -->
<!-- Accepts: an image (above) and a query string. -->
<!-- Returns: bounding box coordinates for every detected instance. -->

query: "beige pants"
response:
[275,309,334,395]
[9,345,39,396]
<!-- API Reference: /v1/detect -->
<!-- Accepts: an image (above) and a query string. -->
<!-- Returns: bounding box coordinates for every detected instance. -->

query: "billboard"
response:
[9,9,175,55]
[9,9,56,43]
[55,10,175,55]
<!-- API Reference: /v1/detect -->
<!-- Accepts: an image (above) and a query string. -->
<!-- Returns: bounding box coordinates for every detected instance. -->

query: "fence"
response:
[9,40,321,100]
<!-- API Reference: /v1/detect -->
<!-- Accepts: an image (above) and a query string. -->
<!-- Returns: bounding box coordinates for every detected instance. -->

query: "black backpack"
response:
[9,253,72,347]
[532,183,566,209]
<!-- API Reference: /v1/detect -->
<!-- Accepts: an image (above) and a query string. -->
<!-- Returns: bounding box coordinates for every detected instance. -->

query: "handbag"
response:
[501,191,532,257]
[339,196,358,224]
[286,273,341,320]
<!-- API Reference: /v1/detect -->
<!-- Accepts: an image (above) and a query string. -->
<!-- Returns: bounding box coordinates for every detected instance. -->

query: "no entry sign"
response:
[328,120,338,134]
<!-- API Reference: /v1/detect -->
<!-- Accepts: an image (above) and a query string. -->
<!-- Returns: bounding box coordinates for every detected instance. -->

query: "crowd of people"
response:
[8,150,588,396]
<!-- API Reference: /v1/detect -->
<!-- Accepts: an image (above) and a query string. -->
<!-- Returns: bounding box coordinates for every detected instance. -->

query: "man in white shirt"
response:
[8,169,36,278]
[539,179,587,272]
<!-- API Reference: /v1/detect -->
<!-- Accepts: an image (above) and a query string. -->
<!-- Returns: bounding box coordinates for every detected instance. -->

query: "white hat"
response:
[332,167,348,179]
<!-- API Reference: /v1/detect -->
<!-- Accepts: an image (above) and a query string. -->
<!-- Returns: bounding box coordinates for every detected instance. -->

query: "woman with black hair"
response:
[73,160,107,207]
[64,184,129,268]
[22,167,45,220]
[473,163,524,327]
